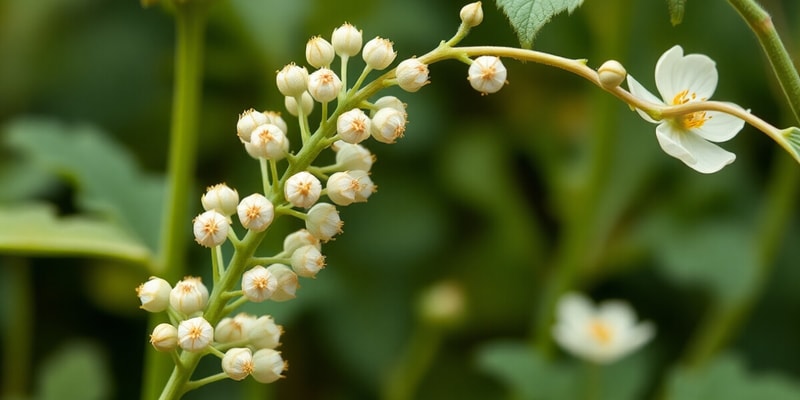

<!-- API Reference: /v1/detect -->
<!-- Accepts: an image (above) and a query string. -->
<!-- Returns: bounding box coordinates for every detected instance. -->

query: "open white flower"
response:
[626,45,745,173]
[552,292,654,364]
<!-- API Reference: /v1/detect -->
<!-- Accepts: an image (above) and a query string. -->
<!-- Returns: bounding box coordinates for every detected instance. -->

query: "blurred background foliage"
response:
[1,0,800,399]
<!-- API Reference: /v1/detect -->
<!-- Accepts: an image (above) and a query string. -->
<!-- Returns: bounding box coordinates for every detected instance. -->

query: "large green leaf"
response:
[2,118,165,251]
[0,204,153,267]
[37,341,112,400]
[496,0,585,48]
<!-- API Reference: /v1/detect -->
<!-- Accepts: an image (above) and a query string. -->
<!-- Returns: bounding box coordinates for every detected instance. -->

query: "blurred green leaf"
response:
[0,203,152,267]
[667,0,687,26]
[496,0,584,48]
[37,341,112,400]
[2,117,165,251]
[666,353,800,399]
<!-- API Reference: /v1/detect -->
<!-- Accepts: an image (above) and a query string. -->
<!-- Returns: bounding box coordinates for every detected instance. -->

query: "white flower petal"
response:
[692,107,745,143]
[626,74,663,123]
[656,123,736,173]
[597,301,636,330]
[655,45,718,101]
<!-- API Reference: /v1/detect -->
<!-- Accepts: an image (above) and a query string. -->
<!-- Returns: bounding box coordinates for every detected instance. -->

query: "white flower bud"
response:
[326,171,376,206]
[285,171,322,208]
[285,91,314,117]
[177,317,214,352]
[251,349,286,384]
[237,109,269,142]
[263,111,288,136]
[290,245,326,278]
[216,313,256,343]
[308,68,342,103]
[201,183,239,217]
[136,276,171,312]
[396,58,430,92]
[283,229,321,255]
[306,36,335,68]
[266,264,299,302]
[305,202,342,242]
[350,170,376,202]
[333,141,374,171]
[249,123,289,160]
[150,323,178,352]
[222,348,254,381]
[372,96,406,114]
[362,37,396,70]
[242,265,277,302]
[460,2,484,28]
[331,23,362,57]
[237,193,275,232]
[247,315,283,349]
[276,63,309,98]
[371,107,406,144]
[597,59,627,89]
[337,108,372,144]
[192,210,229,248]
[468,56,507,94]
[170,276,209,315]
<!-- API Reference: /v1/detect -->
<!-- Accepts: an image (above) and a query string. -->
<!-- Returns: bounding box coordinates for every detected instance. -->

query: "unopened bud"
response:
[597,60,627,89]
[460,2,484,28]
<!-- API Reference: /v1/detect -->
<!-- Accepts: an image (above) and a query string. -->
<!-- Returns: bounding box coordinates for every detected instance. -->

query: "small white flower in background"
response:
[282,228,321,254]
[251,348,287,383]
[363,37,397,70]
[192,210,229,248]
[242,265,277,302]
[468,56,507,94]
[247,123,289,161]
[552,292,654,365]
[170,276,209,315]
[150,323,178,352]
[396,58,430,92]
[136,276,171,312]
[337,108,372,144]
[266,264,299,302]
[247,315,283,349]
[285,91,314,117]
[216,313,257,343]
[626,45,746,173]
[290,244,326,278]
[371,107,407,144]
[308,68,342,103]
[276,63,309,98]
[178,317,214,352]
[306,36,335,69]
[237,109,269,142]
[285,171,322,208]
[222,348,254,381]
[201,183,239,217]
[237,193,274,232]
[333,141,374,172]
[305,202,343,242]
[331,23,363,58]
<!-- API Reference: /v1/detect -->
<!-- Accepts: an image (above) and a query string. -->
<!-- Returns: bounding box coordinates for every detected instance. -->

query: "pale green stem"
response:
[381,325,443,400]
[259,158,270,195]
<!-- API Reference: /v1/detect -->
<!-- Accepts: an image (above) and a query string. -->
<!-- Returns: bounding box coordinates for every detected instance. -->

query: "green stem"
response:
[1,258,32,399]
[142,2,208,400]
[381,325,443,400]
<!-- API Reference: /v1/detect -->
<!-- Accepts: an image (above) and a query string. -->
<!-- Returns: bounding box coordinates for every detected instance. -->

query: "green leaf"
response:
[496,0,585,48]
[667,353,800,400]
[2,117,165,251]
[37,341,112,400]
[667,0,687,26]
[0,203,153,267]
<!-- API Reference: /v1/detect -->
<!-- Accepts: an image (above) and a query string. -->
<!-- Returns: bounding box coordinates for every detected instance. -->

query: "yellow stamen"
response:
[671,89,711,129]
[589,319,613,345]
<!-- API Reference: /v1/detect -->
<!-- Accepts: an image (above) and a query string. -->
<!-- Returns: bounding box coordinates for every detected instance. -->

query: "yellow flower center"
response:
[589,319,613,345]
[672,89,711,129]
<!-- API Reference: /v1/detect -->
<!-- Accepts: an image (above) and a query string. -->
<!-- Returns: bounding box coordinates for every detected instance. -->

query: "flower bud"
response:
[263,111,288,136]
[276,63,309,98]
[150,323,178,352]
[222,348,254,381]
[418,281,465,328]
[468,56,507,94]
[363,37,396,70]
[248,315,283,349]
[285,92,314,117]
[177,317,214,352]
[266,264,299,302]
[305,202,343,242]
[351,170,376,202]
[170,276,209,315]
[460,2,484,28]
[333,141,374,171]
[337,108,372,144]
[282,229,321,255]
[192,210,229,248]
[331,23,362,57]
[201,183,239,217]
[237,109,269,142]
[371,107,406,144]
[285,171,322,209]
[251,349,287,383]
[326,171,376,206]
[237,193,275,232]
[216,313,256,343]
[308,68,342,103]
[597,59,627,89]
[290,245,326,278]
[306,36,335,68]
[242,265,277,302]
[372,96,406,114]
[136,276,172,312]
[396,58,430,92]
[249,123,289,160]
